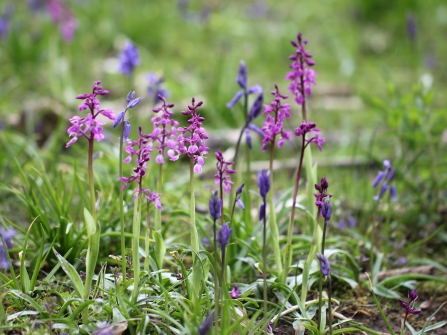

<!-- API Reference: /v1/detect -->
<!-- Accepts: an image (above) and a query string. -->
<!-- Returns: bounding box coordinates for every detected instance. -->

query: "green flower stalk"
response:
[258,170,270,317]
[113,91,142,280]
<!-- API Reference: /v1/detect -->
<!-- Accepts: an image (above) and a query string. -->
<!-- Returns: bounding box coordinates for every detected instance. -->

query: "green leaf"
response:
[8,290,47,317]
[373,284,400,299]
[53,248,84,298]
[84,207,96,237]
[152,230,165,270]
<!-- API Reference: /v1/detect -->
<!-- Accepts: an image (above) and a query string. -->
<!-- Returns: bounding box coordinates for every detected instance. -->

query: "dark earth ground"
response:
[274,290,447,335]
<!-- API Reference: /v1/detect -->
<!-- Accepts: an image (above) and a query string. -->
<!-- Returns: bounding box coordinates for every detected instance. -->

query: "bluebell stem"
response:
[209,189,221,321]
[317,252,333,335]
[119,42,140,77]
[258,169,270,317]
[198,313,214,335]
[373,160,396,202]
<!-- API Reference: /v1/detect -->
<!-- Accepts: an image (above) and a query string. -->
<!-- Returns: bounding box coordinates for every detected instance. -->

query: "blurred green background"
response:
[1,0,447,253]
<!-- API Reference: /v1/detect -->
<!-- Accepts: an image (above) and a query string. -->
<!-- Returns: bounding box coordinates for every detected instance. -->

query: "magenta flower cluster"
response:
[150,96,179,164]
[215,150,236,194]
[286,32,316,106]
[294,121,325,152]
[66,81,115,148]
[120,126,161,209]
[168,98,209,173]
[261,85,292,151]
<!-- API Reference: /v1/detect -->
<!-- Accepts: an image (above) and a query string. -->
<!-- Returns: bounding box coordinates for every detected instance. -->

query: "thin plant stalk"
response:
[189,157,201,306]
[82,137,97,323]
[301,212,322,305]
[118,122,127,280]
[282,135,305,283]
[262,195,268,318]
[144,201,151,272]
[212,216,220,330]
[328,275,333,335]
[267,135,283,279]
[131,193,143,303]
[154,163,163,232]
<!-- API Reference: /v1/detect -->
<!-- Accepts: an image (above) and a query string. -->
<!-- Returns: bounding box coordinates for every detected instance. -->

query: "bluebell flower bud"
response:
[127,91,136,102]
[123,120,131,141]
[209,191,222,221]
[316,252,331,277]
[237,61,248,90]
[226,90,244,109]
[247,93,264,122]
[247,123,264,136]
[217,223,232,250]
[372,171,384,188]
[199,313,214,335]
[236,183,245,196]
[390,185,396,201]
[322,197,332,222]
[247,84,263,95]
[245,129,252,149]
[127,97,142,109]
[257,170,270,198]
[236,198,245,210]
[113,111,125,128]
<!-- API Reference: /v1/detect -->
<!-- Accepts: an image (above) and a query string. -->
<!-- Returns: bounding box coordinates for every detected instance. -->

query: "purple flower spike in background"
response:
[230,284,241,299]
[0,5,13,38]
[286,32,316,106]
[261,85,292,151]
[47,0,77,42]
[119,41,140,77]
[316,252,331,277]
[170,97,208,173]
[150,96,179,164]
[217,223,232,250]
[373,160,396,202]
[215,150,236,194]
[147,73,170,106]
[66,81,115,148]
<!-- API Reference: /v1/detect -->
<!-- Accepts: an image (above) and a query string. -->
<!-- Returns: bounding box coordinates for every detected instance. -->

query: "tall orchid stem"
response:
[282,135,306,284]
[268,137,283,279]
[154,163,163,232]
[131,192,143,303]
[189,157,201,307]
[144,201,151,272]
[262,195,268,318]
[118,123,127,280]
[88,138,96,221]
[83,137,97,324]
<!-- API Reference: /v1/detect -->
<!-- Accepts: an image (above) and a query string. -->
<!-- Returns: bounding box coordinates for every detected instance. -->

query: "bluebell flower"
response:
[373,160,396,202]
[316,252,331,277]
[119,42,140,77]
[198,313,214,335]
[209,190,222,221]
[147,73,170,106]
[0,228,16,269]
[217,223,232,250]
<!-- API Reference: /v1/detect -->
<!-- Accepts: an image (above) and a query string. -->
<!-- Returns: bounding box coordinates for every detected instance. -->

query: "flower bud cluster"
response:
[168,98,209,173]
[149,96,179,164]
[66,81,115,148]
[286,32,316,105]
[261,85,292,151]
[215,150,236,194]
